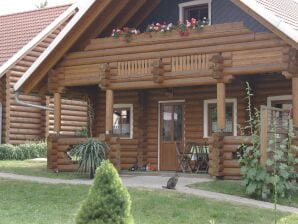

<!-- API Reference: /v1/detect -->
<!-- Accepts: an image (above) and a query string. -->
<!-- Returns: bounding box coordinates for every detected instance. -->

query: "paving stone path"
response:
[0,172,297,214]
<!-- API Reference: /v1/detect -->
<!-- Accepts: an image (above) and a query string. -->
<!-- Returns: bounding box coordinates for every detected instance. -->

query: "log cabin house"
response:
[0,4,88,144]
[12,0,298,178]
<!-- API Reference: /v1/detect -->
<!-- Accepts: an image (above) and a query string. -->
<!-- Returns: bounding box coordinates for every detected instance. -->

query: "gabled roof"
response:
[232,0,298,49]
[0,5,71,66]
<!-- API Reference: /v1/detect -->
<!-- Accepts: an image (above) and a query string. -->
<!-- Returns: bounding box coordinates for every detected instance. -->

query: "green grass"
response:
[190,180,298,208]
[0,160,88,179]
[0,179,293,224]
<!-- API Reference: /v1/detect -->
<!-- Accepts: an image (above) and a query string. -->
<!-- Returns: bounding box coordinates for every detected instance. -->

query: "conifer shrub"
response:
[76,160,134,224]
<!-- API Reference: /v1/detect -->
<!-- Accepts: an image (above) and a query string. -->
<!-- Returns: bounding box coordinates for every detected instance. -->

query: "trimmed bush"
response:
[0,142,47,160]
[76,160,134,224]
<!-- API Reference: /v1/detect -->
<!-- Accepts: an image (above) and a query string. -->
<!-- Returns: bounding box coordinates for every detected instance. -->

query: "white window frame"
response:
[113,104,133,139]
[203,98,237,138]
[267,95,292,108]
[179,0,212,24]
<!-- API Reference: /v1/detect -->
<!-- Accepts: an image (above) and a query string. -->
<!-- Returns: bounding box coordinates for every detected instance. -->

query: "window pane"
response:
[184,4,208,21]
[162,105,172,141]
[113,107,131,137]
[209,103,234,135]
[173,105,183,141]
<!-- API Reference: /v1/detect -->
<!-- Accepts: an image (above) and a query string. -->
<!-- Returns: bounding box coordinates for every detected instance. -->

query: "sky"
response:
[0,0,77,15]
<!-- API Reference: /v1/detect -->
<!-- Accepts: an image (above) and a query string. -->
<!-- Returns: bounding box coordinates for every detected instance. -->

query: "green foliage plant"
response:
[239,82,269,198]
[70,139,108,179]
[0,142,46,160]
[239,82,298,202]
[76,160,134,224]
[75,126,89,137]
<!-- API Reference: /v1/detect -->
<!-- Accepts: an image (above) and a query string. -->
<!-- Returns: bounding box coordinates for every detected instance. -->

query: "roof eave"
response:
[231,0,298,49]
[14,0,96,93]
[0,4,78,80]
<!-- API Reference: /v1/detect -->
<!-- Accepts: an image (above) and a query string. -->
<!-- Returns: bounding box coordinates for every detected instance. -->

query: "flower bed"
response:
[111,18,209,42]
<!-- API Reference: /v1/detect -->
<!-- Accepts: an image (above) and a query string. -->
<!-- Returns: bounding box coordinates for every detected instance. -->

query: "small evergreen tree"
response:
[76,160,134,224]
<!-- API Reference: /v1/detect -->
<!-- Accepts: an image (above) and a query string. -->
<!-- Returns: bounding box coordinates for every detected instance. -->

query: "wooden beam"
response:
[217,82,226,130]
[293,77,298,127]
[101,0,146,36]
[105,89,114,135]
[127,0,161,28]
[75,0,130,47]
[54,92,61,133]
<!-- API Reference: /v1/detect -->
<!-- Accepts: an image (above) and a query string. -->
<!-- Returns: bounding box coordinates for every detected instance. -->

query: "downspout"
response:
[14,91,54,111]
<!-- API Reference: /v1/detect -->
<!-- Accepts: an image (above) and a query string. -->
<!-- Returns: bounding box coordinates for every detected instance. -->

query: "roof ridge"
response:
[0,4,72,18]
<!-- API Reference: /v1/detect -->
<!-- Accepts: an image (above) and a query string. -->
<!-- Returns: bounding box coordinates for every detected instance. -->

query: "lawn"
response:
[0,160,88,179]
[0,179,293,224]
[190,180,298,208]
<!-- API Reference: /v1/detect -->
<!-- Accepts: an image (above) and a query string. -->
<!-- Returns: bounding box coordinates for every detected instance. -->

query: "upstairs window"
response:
[113,104,133,139]
[179,0,211,24]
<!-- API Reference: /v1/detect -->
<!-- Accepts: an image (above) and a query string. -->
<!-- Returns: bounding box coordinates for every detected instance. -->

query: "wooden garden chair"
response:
[175,142,192,173]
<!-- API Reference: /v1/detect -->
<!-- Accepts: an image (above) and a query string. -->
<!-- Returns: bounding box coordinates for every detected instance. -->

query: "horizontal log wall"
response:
[94,90,143,169]
[251,74,292,108]
[6,70,44,144]
[47,98,88,136]
[208,135,252,179]
[3,70,88,144]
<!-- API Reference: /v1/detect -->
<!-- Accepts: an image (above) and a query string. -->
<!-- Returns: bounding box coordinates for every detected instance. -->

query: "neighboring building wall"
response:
[1,72,88,144]
[6,70,45,144]
[140,0,267,32]
[0,76,5,143]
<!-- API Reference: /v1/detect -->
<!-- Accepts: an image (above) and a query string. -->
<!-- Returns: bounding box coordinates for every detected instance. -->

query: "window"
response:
[203,99,237,138]
[179,0,212,24]
[161,104,184,142]
[113,104,133,138]
[267,95,292,110]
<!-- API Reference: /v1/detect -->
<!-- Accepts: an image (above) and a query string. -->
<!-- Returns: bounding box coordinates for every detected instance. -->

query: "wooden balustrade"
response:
[56,22,288,91]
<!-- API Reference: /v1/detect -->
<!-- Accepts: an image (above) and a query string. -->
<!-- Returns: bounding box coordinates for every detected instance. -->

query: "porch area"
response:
[44,22,298,179]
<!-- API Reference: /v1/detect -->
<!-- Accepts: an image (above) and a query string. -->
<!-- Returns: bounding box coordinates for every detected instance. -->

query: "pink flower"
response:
[191,18,197,25]
[186,20,191,28]
[156,23,161,27]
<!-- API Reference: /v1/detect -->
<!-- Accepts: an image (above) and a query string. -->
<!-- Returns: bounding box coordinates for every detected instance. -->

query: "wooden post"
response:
[53,92,61,134]
[260,106,268,167]
[105,89,114,135]
[217,82,226,130]
[210,53,226,131]
[292,77,298,128]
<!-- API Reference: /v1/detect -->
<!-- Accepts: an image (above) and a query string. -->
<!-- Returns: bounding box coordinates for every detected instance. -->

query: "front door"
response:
[160,103,184,171]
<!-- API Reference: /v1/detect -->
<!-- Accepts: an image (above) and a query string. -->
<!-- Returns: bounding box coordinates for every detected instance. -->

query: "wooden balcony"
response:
[54,22,290,91]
